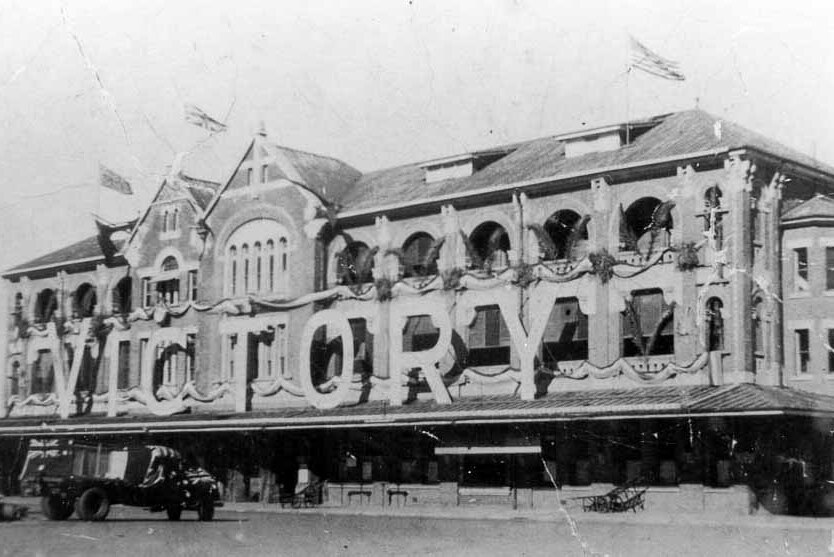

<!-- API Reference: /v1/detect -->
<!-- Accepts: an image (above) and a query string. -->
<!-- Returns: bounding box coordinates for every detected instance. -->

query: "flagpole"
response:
[625,34,631,145]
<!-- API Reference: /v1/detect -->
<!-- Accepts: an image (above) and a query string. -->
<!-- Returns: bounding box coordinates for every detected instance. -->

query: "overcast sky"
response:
[1,0,834,272]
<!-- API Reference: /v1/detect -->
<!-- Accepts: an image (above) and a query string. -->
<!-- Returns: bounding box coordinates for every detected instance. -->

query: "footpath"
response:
[3,495,834,531]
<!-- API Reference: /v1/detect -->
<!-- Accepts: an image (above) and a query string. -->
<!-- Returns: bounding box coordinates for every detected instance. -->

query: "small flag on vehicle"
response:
[629,35,685,81]
[99,164,133,195]
[184,103,228,133]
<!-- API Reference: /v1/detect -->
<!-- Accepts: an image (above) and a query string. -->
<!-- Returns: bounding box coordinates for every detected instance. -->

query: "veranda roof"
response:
[3,384,834,437]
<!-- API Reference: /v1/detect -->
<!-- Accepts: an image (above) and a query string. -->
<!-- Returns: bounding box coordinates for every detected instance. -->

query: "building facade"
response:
[4,109,834,514]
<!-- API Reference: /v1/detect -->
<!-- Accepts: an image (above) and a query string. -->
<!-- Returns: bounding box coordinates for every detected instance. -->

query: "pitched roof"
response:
[264,143,361,203]
[337,109,834,213]
[4,234,125,276]
[180,174,220,210]
[781,194,834,222]
[3,384,833,436]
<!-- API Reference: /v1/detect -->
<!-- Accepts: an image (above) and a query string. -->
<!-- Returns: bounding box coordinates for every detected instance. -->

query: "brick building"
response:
[4,109,834,514]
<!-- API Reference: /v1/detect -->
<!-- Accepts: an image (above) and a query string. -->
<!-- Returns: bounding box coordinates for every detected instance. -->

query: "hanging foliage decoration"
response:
[441,267,464,290]
[513,263,537,288]
[588,249,618,284]
[675,242,700,272]
[374,277,394,302]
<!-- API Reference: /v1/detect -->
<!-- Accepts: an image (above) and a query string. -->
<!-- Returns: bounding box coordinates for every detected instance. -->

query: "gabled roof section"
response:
[180,174,220,210]
[264,143,361,203]
[781,194,834,223]
[204,137,361,218]
[337,110,834,214]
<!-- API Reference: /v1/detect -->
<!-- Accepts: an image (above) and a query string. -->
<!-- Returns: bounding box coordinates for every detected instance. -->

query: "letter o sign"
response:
[299,309,355,410]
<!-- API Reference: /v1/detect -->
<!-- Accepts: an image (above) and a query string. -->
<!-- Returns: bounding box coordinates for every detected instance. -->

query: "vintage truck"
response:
[21,441,221,521]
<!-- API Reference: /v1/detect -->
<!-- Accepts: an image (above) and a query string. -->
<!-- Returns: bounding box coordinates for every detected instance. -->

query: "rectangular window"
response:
[142,278,152,308]
[349,318,374,376]
[188,270,198,301]
[542,298,589,366]
[795,248,809,291]
[157,279,180,305]
[828,329,834,374]
[827,247,834,290]
[796,329,810,374]
[186,333,196,383]
[622,290,674,357]
[228,334,238,380]
[261,164,268,183]
[467,306,511,366]
[139,338,148,380]
[117,341,131,390]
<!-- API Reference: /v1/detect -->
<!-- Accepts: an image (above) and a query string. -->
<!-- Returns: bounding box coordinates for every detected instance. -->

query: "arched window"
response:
[267,240,275,291]
[254,242,262,291]
[622,289,675,357]
[73,283,97,318]
[225,220,290,295]
[468,222,510,270]
[172,208,179,231]
[157,256,180,305]
[162,210,169,233]
[280,238,288,272]
[34,289,58,323]
[752,298,764,356]
[706,297,724,351]
[242,244,250,292]
[229,246,238,296]
[543,210,589,260]
[112,277,133,314]
[622,197,674,253]
[338,241,375,284]
[402,232,438,277]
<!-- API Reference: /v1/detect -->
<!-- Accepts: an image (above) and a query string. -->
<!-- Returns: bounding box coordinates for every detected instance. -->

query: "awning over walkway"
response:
[3,384,834,437]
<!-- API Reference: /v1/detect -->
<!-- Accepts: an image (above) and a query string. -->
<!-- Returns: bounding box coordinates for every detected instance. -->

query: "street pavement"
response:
[3,497,834,556]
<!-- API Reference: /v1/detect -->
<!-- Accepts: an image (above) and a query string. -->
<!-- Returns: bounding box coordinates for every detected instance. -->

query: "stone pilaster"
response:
[723,153,755,383]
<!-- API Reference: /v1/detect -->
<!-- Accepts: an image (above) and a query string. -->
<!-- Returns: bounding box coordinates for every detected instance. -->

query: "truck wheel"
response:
[41,494,74,520]
[166,505,182,521]
[197,497,214,521]
[76,488,110,521]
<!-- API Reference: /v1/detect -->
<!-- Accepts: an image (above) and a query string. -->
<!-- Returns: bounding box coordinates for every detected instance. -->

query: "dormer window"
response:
[247,167,254,186]
[420,149,515,184]
[261,164,268,183]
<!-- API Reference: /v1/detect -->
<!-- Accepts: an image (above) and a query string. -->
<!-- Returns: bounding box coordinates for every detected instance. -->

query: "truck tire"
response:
[76,488,110,521]
[41,494,74,520]
[197,497,214,521]
[166,505,182,521]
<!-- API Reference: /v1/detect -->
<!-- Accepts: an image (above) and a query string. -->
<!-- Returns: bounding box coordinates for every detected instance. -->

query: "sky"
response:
[1,0,834,273]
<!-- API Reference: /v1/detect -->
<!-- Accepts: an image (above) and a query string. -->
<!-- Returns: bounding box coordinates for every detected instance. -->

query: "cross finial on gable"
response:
[257,120,267,138]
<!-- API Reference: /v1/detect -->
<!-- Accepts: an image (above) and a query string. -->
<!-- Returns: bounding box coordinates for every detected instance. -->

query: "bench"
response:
[572,478,648,513]
[387,489,409,506]
[347,489,372,504]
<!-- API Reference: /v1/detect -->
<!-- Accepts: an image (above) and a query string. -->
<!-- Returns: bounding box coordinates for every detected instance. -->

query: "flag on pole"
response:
[184,103,228,133]
[99,164,133,195]
[629,35,685,81]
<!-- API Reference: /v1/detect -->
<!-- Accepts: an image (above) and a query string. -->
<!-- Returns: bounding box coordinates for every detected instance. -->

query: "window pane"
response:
[827,247,834,290]
[796,329,810,373]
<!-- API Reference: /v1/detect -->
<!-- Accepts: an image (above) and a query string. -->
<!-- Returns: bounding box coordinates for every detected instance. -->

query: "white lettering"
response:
[299,309,355,410]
